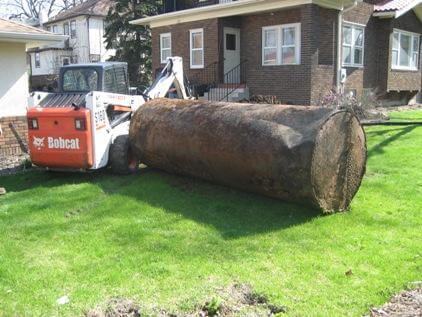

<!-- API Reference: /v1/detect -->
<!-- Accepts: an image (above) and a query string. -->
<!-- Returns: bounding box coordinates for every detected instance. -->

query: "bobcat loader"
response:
[27,57,192,173]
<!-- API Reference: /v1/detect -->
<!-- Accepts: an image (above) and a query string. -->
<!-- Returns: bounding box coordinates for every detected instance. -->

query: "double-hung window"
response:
[190,28,204,69]
[63,22,69,35]
[262,23,301,66]
[160,33,172,64]
[70,20,76,39]
[392,29,420,70]
[342,23,364,67]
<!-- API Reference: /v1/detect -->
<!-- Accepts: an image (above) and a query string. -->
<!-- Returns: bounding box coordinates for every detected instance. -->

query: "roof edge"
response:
[45,13,106,25]
[130,0,351,28]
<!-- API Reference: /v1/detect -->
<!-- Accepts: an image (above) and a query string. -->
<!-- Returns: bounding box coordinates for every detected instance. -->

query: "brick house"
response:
[131,0,422,105]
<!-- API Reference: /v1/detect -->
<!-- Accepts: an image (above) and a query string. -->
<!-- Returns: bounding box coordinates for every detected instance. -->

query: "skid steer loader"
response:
[27,57,193,173]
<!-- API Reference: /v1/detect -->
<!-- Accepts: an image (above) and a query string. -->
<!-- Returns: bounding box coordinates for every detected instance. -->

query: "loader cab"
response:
[59,62,130,95]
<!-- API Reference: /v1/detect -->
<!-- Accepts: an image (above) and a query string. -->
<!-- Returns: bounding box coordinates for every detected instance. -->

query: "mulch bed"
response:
[367,286,422,317]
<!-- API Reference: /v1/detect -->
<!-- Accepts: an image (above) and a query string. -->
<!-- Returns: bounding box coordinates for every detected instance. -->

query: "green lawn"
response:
[0,110,421,316]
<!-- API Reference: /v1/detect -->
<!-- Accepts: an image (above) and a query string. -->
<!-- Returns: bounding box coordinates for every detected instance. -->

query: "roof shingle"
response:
[0,18,52,34]
[47,0,113,24]
[374,0,420,12]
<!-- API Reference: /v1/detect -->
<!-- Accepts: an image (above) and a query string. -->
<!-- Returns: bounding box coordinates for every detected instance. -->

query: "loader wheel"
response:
[110,134,139,174]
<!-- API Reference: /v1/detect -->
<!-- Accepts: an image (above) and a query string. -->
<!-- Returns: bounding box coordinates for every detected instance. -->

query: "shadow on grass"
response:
[0,168,320,239]
[366,125,417,158]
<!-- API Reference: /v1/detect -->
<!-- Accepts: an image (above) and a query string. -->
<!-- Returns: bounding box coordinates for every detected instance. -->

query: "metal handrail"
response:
[189,60,220,98]
[208,60,248,102]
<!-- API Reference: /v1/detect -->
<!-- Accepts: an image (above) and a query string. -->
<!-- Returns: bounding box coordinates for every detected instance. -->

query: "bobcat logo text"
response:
[32,136,80,150]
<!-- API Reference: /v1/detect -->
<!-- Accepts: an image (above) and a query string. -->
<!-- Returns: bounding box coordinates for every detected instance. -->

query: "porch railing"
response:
[208,60,248,102]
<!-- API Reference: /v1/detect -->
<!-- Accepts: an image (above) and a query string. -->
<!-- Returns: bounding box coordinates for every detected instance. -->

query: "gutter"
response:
[0,31,68,42]
[130,0,317,27]
[336,0,358,93]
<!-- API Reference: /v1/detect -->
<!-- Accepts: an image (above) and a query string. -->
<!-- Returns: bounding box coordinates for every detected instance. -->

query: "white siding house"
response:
[28,0,115,85]
[0,19,65,117]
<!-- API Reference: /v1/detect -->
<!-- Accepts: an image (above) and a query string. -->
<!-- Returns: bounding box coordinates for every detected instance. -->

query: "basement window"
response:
[262,23,301,66]
[392,29,420,70]
[190,28,204,69]
[160,33,172,64]
[342,23,364,67]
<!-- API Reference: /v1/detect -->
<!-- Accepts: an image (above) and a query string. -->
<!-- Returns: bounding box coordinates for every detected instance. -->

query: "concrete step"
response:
[203,87,249,102]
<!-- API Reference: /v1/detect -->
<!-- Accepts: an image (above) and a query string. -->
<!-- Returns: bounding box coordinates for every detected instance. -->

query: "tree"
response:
[0,0,84,21]
[105,0,161,89]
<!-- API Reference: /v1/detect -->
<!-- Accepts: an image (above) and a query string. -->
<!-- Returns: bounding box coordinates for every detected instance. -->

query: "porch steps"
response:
[201,86,250,102]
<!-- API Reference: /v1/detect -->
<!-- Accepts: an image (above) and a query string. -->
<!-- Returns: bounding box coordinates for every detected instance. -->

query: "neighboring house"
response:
[131,0,422,105]
[0,18,65,159]
[28,0,115,90]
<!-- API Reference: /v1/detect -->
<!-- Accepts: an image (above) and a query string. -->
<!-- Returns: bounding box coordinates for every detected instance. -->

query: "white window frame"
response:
[261,23,301,66]
[52,25,58,33]
[342,22,365,68]
[160,33,172,64]
[391,29,420,71]
[63,22,69,35]
[189,28,204,69]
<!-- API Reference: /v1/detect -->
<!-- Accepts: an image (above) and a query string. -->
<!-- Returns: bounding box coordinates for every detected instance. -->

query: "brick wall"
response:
[152,18,220,84]
[342,1,421,99]
[150,1,421,104]
[241,6,313,104]
[0,116,28,157]
[388,10,422,92]
[310,6,337,104]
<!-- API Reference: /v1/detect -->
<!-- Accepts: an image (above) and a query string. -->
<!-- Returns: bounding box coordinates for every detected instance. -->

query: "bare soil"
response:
[85,284,287,317]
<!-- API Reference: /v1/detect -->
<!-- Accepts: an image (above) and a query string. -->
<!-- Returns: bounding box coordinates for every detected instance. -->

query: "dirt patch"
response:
[86,298,141,317]
[367,286,422,317]
[162,283,287,317]
[86,284,286,317]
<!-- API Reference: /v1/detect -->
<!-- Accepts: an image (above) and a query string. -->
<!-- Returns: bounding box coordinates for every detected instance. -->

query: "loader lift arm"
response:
[143,57,193,100]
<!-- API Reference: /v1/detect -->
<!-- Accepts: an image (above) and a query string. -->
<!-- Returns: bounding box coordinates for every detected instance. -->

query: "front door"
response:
[223,27,240,84]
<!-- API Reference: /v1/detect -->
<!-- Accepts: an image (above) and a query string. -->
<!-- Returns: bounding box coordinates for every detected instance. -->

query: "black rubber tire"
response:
[109,134,138,174]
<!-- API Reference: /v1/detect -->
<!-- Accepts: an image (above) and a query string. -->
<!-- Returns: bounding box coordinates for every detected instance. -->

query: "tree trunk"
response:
[129,99,367,212]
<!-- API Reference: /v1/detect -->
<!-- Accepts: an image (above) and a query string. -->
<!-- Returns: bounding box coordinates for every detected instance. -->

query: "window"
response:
[160,33,172,63]
[35,53,40,68]
[62,69,99,92]
[104,69,116,93]
[62,57,70,66]
[392,29,420,70]
[52,25,58,33]
[63,22,69,35]
[190,28,204,68]
[114,67,128,94]
[46,26,51,32]
[262,23,301,66]
[226,34,236,50]
[342,23,364,67]
[70,20,76,38]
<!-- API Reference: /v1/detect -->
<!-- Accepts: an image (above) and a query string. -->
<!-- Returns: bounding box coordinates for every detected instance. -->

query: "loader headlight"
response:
[28,118,39,130]
[75,118,86,131]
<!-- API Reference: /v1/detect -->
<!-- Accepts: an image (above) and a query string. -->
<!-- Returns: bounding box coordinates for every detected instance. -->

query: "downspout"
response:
[87,16,91,62]
[336,0,358,93]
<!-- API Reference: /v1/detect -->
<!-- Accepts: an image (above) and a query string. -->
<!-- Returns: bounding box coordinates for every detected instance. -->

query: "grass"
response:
[0,110,421,317]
